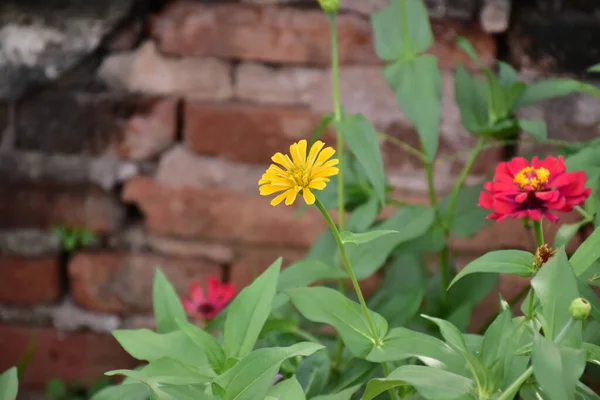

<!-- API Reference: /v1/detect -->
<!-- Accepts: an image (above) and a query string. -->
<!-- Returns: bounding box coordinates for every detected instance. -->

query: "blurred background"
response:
[0,0,599,398]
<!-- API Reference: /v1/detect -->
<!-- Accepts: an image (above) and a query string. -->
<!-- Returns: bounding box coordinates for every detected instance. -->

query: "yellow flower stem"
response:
[314,197,382,346]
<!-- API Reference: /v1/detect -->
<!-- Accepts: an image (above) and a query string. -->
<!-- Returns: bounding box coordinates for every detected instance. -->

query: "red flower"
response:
[182,276,234,321]
[479,155,591,222]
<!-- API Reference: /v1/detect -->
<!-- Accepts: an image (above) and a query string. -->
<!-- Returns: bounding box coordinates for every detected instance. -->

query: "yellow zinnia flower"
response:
[259,139,339,206]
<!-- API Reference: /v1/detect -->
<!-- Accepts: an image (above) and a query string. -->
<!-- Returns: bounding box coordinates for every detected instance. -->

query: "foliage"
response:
[50,225,96,252]
[3,0,600,399]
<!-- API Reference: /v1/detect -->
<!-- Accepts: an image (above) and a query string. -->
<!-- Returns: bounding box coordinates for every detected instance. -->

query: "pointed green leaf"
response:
[441,182,489,238]
[456,36,482,65]
[449,250,535,288]
[286,286,388,357]
[224,258,281,359]
[340,230,398,246]
[310,113,334,146]
[384,55,442,161]
[346,197,380,232]
[455,66,489,133]
[531,249,580,340]
[589,64,600,73]
[90,383,149,400]
[371,0,433,60]
[517,79,600,108]
[366,327,466,374]
[555,221,588,249]
[213,343,324,400]
[277,260,346,291]
[363,365,474,400]
[532,334,586,400]
[153,268,187,334]
[498,62,520,85]
[311,385,361,400]
[176,319,225,373]
[421,315,468,353]
[267,376,306,400]
[296,350,330,398]
[335,115,386,205]
[0,367,18,400]
[520,119,548,140]
[583,342,600,366]
[570,227,600,276]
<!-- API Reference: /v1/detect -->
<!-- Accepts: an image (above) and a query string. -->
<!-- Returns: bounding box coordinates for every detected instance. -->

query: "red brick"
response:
[123,176,326,247]
[0,324,135,389]
[184,103,334,164]
[0,256,61,305]
[68,251,223,314]
[0,183,124,234]
[151,2,495,68]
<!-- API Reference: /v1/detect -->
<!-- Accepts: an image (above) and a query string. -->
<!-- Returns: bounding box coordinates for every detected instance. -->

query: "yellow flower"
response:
[259,139,339,206]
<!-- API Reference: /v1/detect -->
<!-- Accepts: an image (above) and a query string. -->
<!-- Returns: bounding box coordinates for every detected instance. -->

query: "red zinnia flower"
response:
[182,276,234,321]
[479,155,591,222]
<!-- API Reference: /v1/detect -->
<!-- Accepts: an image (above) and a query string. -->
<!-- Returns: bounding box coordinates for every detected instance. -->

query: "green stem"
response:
[293,328,322,344]
[378,132,426,162]
[314,197,382,346]
[382,363,400,400]
[575,205,594,221]
[444,136,486,231]
[533,220,544,247]
[526,288,535,320]
[328,13,344,232]
[497,317,576,399]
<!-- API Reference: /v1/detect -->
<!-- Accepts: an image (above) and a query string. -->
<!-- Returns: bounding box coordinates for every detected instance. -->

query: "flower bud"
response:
[534,244,557,268]
[318,0,340,13]
[569,297,591,320]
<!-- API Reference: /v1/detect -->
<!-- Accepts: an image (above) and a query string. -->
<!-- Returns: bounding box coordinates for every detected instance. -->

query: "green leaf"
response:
[421,315,468,353]
[532,334,587,400]
[589,63,600,73]
[176,319,225,373]
[520,119,548,140]
[0,367,18,400]
[286,286,388,357]
[267,377,306,400]
[531,249,580,340]
[455,66,489,133]
[224,258,281,359]
[310,113,334,146]
[441,182,489,238]
[212,343,324,400]
[348,205,435,279]
[158,385,217,400]
[369,285,424,328]
[90,383,149,400]
[346,197,380,232]
[112,329,213,376]
[517,79,600,107]
[335,115,386,205]
[456,36,482,66]
[583,342,600,366]
[449,250,535,288]
[153,268,187,334]
[311,385,361,400]
[555,222,588,249]
[576,382,600,400]
[371,0,433,60]
[296,350,330,398]
[339,230,397,246]
[384,54,442,161]
[277,260,346,291]
[498,62,520,85]
[362,365,474,400]
[141,357,212,385]
[571,227,600,276]
[480,310,513,367]
[366,327,466,374]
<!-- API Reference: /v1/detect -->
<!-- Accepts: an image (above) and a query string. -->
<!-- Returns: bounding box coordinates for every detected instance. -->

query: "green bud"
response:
[569,297,591,320]
[318,0,340,13]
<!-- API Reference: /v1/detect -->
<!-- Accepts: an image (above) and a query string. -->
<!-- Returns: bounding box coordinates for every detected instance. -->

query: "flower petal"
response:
[259,184,288,196]
[271,190,292,206]
[285,189,299,205]
[189,282,205,303]
[307,140,325,167]
[302,187,316,205]
[312,147,336,168]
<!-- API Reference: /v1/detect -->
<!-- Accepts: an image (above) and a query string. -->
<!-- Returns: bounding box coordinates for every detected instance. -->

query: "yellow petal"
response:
[307,141,325,167]
[284,189,299,205]
[271,190,291,206]
[290,140,307,167]
[259,184,288,196]
[308,180,327,190]
[302,188,316,204]
[313,167,339,179]
[272,153,294,169]
[312,147,336,168]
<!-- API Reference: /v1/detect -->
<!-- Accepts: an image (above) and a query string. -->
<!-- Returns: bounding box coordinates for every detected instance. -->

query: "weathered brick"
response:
[123,176,325,247]
[148,235,235,264]
[0,183,124,234]
[151,2,494,68]
[68,251,223,313]
[0,230,60,257]
[184,103,334,164]
[0,256,61,305]
[98,41,233,100]
[15,91,177,159]
[0,324,135,389]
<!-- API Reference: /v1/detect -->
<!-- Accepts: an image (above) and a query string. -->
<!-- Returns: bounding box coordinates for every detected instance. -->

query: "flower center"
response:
[198,302,216,316]
[514,167,550,190]
[289,166,310,188]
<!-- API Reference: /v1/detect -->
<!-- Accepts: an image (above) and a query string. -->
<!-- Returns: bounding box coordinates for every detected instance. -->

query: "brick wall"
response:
[1,0,599,392]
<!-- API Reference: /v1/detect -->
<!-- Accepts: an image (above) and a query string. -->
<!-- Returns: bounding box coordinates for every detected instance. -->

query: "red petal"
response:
[189,282,205,303]
[182,298,197,312]
[507,157,530,176]
[535,191,558,202]
[478,191,494,209]
[526,209,543,220]
[543,211,560,222]
[549,173,573,188]
[494,199,519,214]
[515,192,528,203]
[546,196,567,210]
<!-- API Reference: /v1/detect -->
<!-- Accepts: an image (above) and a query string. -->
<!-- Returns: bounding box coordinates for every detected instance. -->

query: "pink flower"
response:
[479,156,591,222]
[182,276,234,321]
